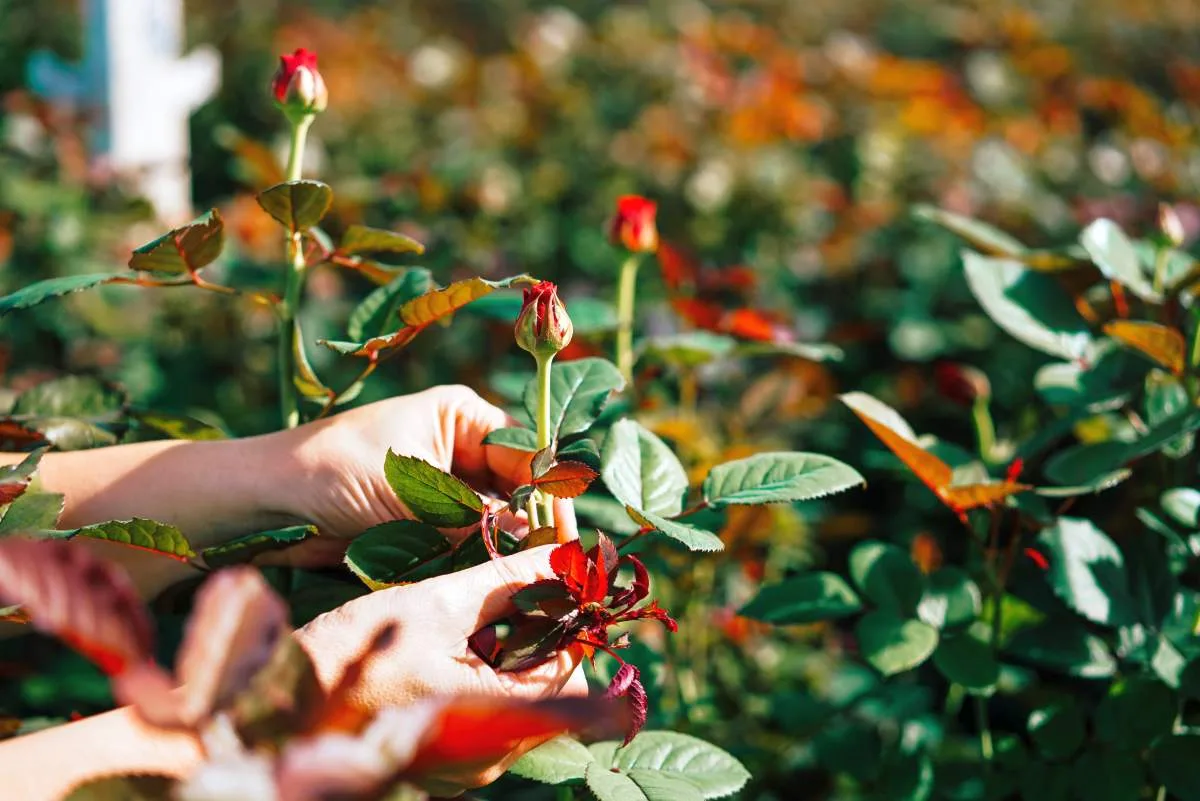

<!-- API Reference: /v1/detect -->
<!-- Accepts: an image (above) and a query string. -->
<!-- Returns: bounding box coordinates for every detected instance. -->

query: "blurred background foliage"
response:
[2,0,1200,798]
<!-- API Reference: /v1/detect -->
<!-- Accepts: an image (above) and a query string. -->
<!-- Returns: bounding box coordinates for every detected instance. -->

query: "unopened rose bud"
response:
[608,195,658,253]
[515,281,573,357]
[1160,202,1186,248]
[934,362,991,406]
[272,48,328,122]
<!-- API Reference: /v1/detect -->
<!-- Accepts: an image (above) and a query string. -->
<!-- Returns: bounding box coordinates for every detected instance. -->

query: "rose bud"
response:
[608,195,659,253]
[515,281,574,357]
[271,48,328,120]
[934,362,991,406]
[1159,202,1186,248]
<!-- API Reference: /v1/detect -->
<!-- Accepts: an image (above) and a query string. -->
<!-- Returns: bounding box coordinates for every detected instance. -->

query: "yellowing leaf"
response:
[400,277,506,327]
[840,392,1027,515]
[1102,321,1186,375]
[352,275,535,357]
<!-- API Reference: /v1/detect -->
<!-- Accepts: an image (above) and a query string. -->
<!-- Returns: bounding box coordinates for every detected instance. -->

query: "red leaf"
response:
[405,697,621,777]
[531,461,598,499]
[163,567,290,727]
[603,663,648,745]
[582,542,609,605]
[0,539,152,676]
[550,540,589,598]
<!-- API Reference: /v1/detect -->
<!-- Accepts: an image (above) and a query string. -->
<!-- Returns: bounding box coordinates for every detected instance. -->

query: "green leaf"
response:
[914,205,1027,257]
[31,418,118,450]
[1149,734,1200,801]
[482,427,538,452]
[625,507,723,552]
[131,409,227,440]
[509,735,594,784]
[347,268,433,342]
[524,358,625,440]
[932,630,998,695]
[585,762,647,801]
[13,375,125,418]
[0,492,64,534]
[917,567,981,630]
[318,339,365,356]
[0,273,125,315]
[559,438,601,470]
[601,420,689,517]
[344,520,451,586]
[849,540,925,617]
[1037,517,1135,627]
[611,731,751,799]
[1094,676,1177,751]
[855,611,938,676]
[291,320,331,400]
[382,452,483,529]
[1006,619,1117,678]
[702,452,864,507]
[338,224,425,256]
[1028,701,1086,761]
[1080,218,1162,301]
[71,518,195,560]
[1162,488,1200,528]
[574,495,640,536]
[128,209,224,273]
[736,341,845,362]
[740,572,862,624]
[201,525,316,569]
[1069,749,1145,801]
[256,180,333,232]
[961,251,1092,361]
[640,332,737,368]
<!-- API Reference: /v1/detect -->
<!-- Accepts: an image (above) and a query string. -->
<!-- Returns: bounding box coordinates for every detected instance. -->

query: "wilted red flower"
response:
[469,534,675,742]
[514,281,573,357]
[272,48,328,118]
[609,195,659,253]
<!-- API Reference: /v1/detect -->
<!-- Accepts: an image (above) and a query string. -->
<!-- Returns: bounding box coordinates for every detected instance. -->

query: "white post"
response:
[28,0,221,223]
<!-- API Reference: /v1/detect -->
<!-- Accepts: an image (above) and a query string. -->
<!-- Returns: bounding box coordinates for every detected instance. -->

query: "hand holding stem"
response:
[514,282,574,532]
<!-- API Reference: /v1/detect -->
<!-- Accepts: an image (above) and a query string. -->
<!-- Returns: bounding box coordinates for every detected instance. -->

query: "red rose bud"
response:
[272,48,328,120]
[515,281,573,357]
[934,362,991,406]
[608,195,658,253]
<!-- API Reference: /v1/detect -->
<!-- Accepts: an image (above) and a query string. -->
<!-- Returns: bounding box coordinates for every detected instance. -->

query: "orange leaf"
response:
[531,461,598,498]
[840,392,1027,515]
[1102,320,1186,375]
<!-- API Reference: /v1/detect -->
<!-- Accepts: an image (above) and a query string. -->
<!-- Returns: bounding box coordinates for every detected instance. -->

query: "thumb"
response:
[445,546,561,636]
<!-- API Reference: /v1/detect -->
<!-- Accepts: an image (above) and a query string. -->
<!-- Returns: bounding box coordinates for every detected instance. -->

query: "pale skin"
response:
[0,385,582,800]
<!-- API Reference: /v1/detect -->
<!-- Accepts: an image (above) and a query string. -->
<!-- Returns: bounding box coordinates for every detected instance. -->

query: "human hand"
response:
[256,385,573,564]
[293,544,585,795]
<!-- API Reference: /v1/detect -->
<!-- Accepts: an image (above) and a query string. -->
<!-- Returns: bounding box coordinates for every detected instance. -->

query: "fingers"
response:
[553,498,578,542]
[436,385,532,492]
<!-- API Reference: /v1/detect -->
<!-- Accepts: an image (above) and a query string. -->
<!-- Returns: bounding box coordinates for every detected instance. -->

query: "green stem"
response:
[615,254,641,383]
[536,352,556,528]
[1153,244,1170,295]
[556,787,575,801]
[971,396,997,465]
[277,116,313,430]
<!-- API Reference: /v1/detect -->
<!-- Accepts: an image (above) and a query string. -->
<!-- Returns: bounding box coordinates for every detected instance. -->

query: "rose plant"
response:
[0,45,868,801]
